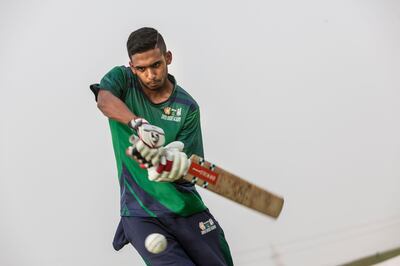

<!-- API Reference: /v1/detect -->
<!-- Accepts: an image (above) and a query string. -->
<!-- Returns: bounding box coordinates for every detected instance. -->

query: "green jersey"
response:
[97,66,207,217]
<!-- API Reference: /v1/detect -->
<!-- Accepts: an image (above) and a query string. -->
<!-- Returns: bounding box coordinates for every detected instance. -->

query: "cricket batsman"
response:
[90,27,233,266]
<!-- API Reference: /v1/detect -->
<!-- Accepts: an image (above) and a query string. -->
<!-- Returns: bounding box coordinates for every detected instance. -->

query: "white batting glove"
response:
[128,118,165,148]
[147,141,190,182]
[126,135,164,167]
[126,118,166,167]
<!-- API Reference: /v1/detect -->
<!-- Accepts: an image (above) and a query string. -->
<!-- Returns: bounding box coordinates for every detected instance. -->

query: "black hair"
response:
[126,27,167,58]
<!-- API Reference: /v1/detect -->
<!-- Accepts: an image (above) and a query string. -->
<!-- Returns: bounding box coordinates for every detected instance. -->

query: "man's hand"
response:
[126,135,164,168]
[147,141,190,182]
[128,118,165,148]
[126,118,165,167]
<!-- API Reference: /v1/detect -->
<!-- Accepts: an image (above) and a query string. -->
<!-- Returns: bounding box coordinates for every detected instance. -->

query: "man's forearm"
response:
[97,90,137,124]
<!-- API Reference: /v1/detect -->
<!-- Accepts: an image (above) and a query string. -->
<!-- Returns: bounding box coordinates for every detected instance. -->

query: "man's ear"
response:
[165,51,172,65]
[129,60,136,74]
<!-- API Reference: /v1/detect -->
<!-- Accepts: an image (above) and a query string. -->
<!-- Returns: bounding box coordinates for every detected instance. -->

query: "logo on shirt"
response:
[199,218,217,235]
[161,107,182,122]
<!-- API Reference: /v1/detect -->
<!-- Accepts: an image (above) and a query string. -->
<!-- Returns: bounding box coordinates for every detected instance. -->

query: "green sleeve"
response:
[176,108,204,158]
[99,66,128,99]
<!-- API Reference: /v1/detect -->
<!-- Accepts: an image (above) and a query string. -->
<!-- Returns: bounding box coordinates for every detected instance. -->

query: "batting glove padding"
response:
[126,118,166,167]
[128,118,165,149]
[127,135,163,167]
[148,141,190,182]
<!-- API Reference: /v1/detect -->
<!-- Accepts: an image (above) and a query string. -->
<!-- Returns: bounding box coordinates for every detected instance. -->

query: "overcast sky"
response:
[1,0,400,265]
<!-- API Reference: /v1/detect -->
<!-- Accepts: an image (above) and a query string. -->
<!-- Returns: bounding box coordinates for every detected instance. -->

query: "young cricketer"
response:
[91,27,233,266]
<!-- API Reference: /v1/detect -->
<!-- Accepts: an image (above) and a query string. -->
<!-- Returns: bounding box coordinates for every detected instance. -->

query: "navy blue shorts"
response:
[113,210,233,266]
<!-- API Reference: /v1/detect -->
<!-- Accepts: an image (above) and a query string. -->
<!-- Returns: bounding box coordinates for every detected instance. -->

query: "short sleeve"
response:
[176,107,204,158]
[99,66,128,99]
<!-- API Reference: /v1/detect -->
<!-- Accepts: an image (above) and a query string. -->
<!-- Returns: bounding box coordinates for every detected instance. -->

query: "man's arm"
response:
[97,90,137,124]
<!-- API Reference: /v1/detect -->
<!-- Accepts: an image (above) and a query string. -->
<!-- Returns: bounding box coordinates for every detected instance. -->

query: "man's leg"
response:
[162,210,234,266]
[120,216,196,266]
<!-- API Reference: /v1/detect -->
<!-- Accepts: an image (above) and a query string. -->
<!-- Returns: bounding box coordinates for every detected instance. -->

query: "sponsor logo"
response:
[199,218,217,235]
[188,163,219,185]
[161,107,182,122]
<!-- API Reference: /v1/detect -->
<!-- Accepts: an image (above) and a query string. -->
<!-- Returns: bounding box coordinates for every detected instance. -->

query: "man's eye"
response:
[137,67,145,72]
[152,62,161,68]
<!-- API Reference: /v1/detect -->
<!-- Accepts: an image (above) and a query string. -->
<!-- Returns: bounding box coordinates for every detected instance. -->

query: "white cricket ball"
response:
[145,233,167,254]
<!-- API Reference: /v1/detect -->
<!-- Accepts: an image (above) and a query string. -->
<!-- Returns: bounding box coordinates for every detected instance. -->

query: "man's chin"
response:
[146,82,163,90]
[146,85,161,90]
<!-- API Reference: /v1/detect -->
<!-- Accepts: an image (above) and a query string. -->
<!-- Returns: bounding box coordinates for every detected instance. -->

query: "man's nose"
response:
[146,69,156,79]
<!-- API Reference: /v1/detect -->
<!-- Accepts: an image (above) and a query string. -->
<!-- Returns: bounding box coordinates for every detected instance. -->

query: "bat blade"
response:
[183,155,284,218]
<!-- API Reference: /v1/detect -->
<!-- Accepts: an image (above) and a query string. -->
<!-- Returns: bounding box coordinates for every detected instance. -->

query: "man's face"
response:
[129,48,172,91]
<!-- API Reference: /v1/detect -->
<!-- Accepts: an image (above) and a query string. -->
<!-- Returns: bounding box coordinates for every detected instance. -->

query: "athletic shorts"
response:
[112,209,234,266]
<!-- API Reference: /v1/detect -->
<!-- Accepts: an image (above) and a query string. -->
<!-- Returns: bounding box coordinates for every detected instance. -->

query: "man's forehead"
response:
[131,48,163,66]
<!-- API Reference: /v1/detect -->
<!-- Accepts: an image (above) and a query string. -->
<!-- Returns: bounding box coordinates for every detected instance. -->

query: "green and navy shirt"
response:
[96,66,207,217]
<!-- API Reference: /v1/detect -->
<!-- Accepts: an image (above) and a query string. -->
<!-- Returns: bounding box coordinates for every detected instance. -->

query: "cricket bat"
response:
[183,155,284,218]
[128,147,284,218]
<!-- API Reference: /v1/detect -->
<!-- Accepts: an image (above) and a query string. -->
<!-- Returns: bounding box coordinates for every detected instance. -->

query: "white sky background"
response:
[1,0,400,265]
